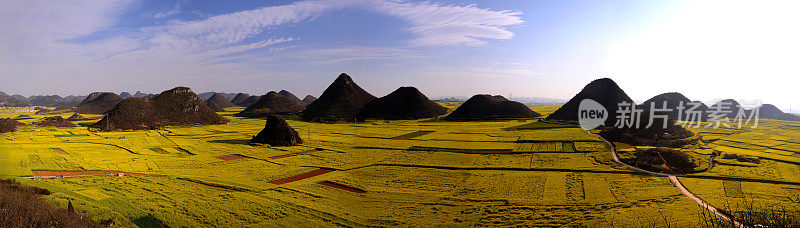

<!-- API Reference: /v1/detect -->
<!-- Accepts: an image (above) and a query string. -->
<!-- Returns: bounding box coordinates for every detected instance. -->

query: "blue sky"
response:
[1,0,798,112]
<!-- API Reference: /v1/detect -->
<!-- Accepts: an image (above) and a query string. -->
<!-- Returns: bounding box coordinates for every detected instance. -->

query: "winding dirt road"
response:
[590,130,744,227]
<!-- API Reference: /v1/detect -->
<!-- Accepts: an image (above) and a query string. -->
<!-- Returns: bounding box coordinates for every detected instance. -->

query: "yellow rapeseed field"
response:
[1,106,798,227]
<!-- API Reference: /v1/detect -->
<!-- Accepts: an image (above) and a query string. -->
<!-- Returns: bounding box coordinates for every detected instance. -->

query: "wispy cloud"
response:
[301,46,420,64]
[368,1,523,46]
[0,0,135,55]
[152,0,189,19]
[0,0,525,94]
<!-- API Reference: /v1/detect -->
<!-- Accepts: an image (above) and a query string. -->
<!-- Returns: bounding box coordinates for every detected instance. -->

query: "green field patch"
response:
[504,121,576,131]
[562,142,576,152]
[408,146,513,154]
[723,181,745,198]
[392,131,435,139]
[132,215,168,228]
[513,142,575,153]
[565,172,585,201]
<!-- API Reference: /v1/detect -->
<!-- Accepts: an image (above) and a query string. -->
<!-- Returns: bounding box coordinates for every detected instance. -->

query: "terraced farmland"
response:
[1,107,798,227]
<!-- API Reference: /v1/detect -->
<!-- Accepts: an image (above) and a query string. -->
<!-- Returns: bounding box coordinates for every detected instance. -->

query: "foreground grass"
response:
[0,179,100,227]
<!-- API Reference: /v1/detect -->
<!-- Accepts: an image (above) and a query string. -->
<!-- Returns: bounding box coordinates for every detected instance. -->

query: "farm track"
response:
[590,130,745,228]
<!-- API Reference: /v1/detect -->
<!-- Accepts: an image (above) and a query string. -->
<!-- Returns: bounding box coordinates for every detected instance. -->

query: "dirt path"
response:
[589,130,744,227]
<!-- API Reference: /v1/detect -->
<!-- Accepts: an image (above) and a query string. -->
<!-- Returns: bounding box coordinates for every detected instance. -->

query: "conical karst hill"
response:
[91,87,229,131]
[235,91,304,117]
[357,86,448,120]
[300,73,376,122]
[445,94,540,121]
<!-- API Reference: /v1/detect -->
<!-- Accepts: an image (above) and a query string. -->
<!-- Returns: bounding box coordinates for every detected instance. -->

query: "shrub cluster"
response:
[0,179,100,227]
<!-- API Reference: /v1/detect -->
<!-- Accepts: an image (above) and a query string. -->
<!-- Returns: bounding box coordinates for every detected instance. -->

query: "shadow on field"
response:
[77,122,95,127]
[132,215,168,228]
[208,139,251,145]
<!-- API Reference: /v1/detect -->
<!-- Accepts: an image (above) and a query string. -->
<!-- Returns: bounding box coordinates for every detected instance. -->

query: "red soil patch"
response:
[53,148,68,155]
[216,154,245,161]
[31,170,153,180]
[149,148,167,153]
[269,149,320,159]
[318,181,366,193]
[269,169,333,185]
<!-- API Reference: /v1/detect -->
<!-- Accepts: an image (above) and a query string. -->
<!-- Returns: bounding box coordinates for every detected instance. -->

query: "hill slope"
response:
[91,87,229,131]
[301,73,376,122]
[445,94,540,121]
[545,78,633,126]
[357,87,447,120]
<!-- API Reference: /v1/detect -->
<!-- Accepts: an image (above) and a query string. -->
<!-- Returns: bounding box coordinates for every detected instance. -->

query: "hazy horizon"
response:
[2,0,799,112]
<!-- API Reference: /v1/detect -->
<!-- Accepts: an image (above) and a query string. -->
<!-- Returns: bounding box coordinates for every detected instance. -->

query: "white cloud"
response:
[0,0,135,60]
[0,0,525,94]
[0,0,132,41]
[367,1,523,46]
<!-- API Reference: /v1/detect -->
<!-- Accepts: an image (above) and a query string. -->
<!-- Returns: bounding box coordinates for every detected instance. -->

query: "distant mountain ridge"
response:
[432,96,566,105]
